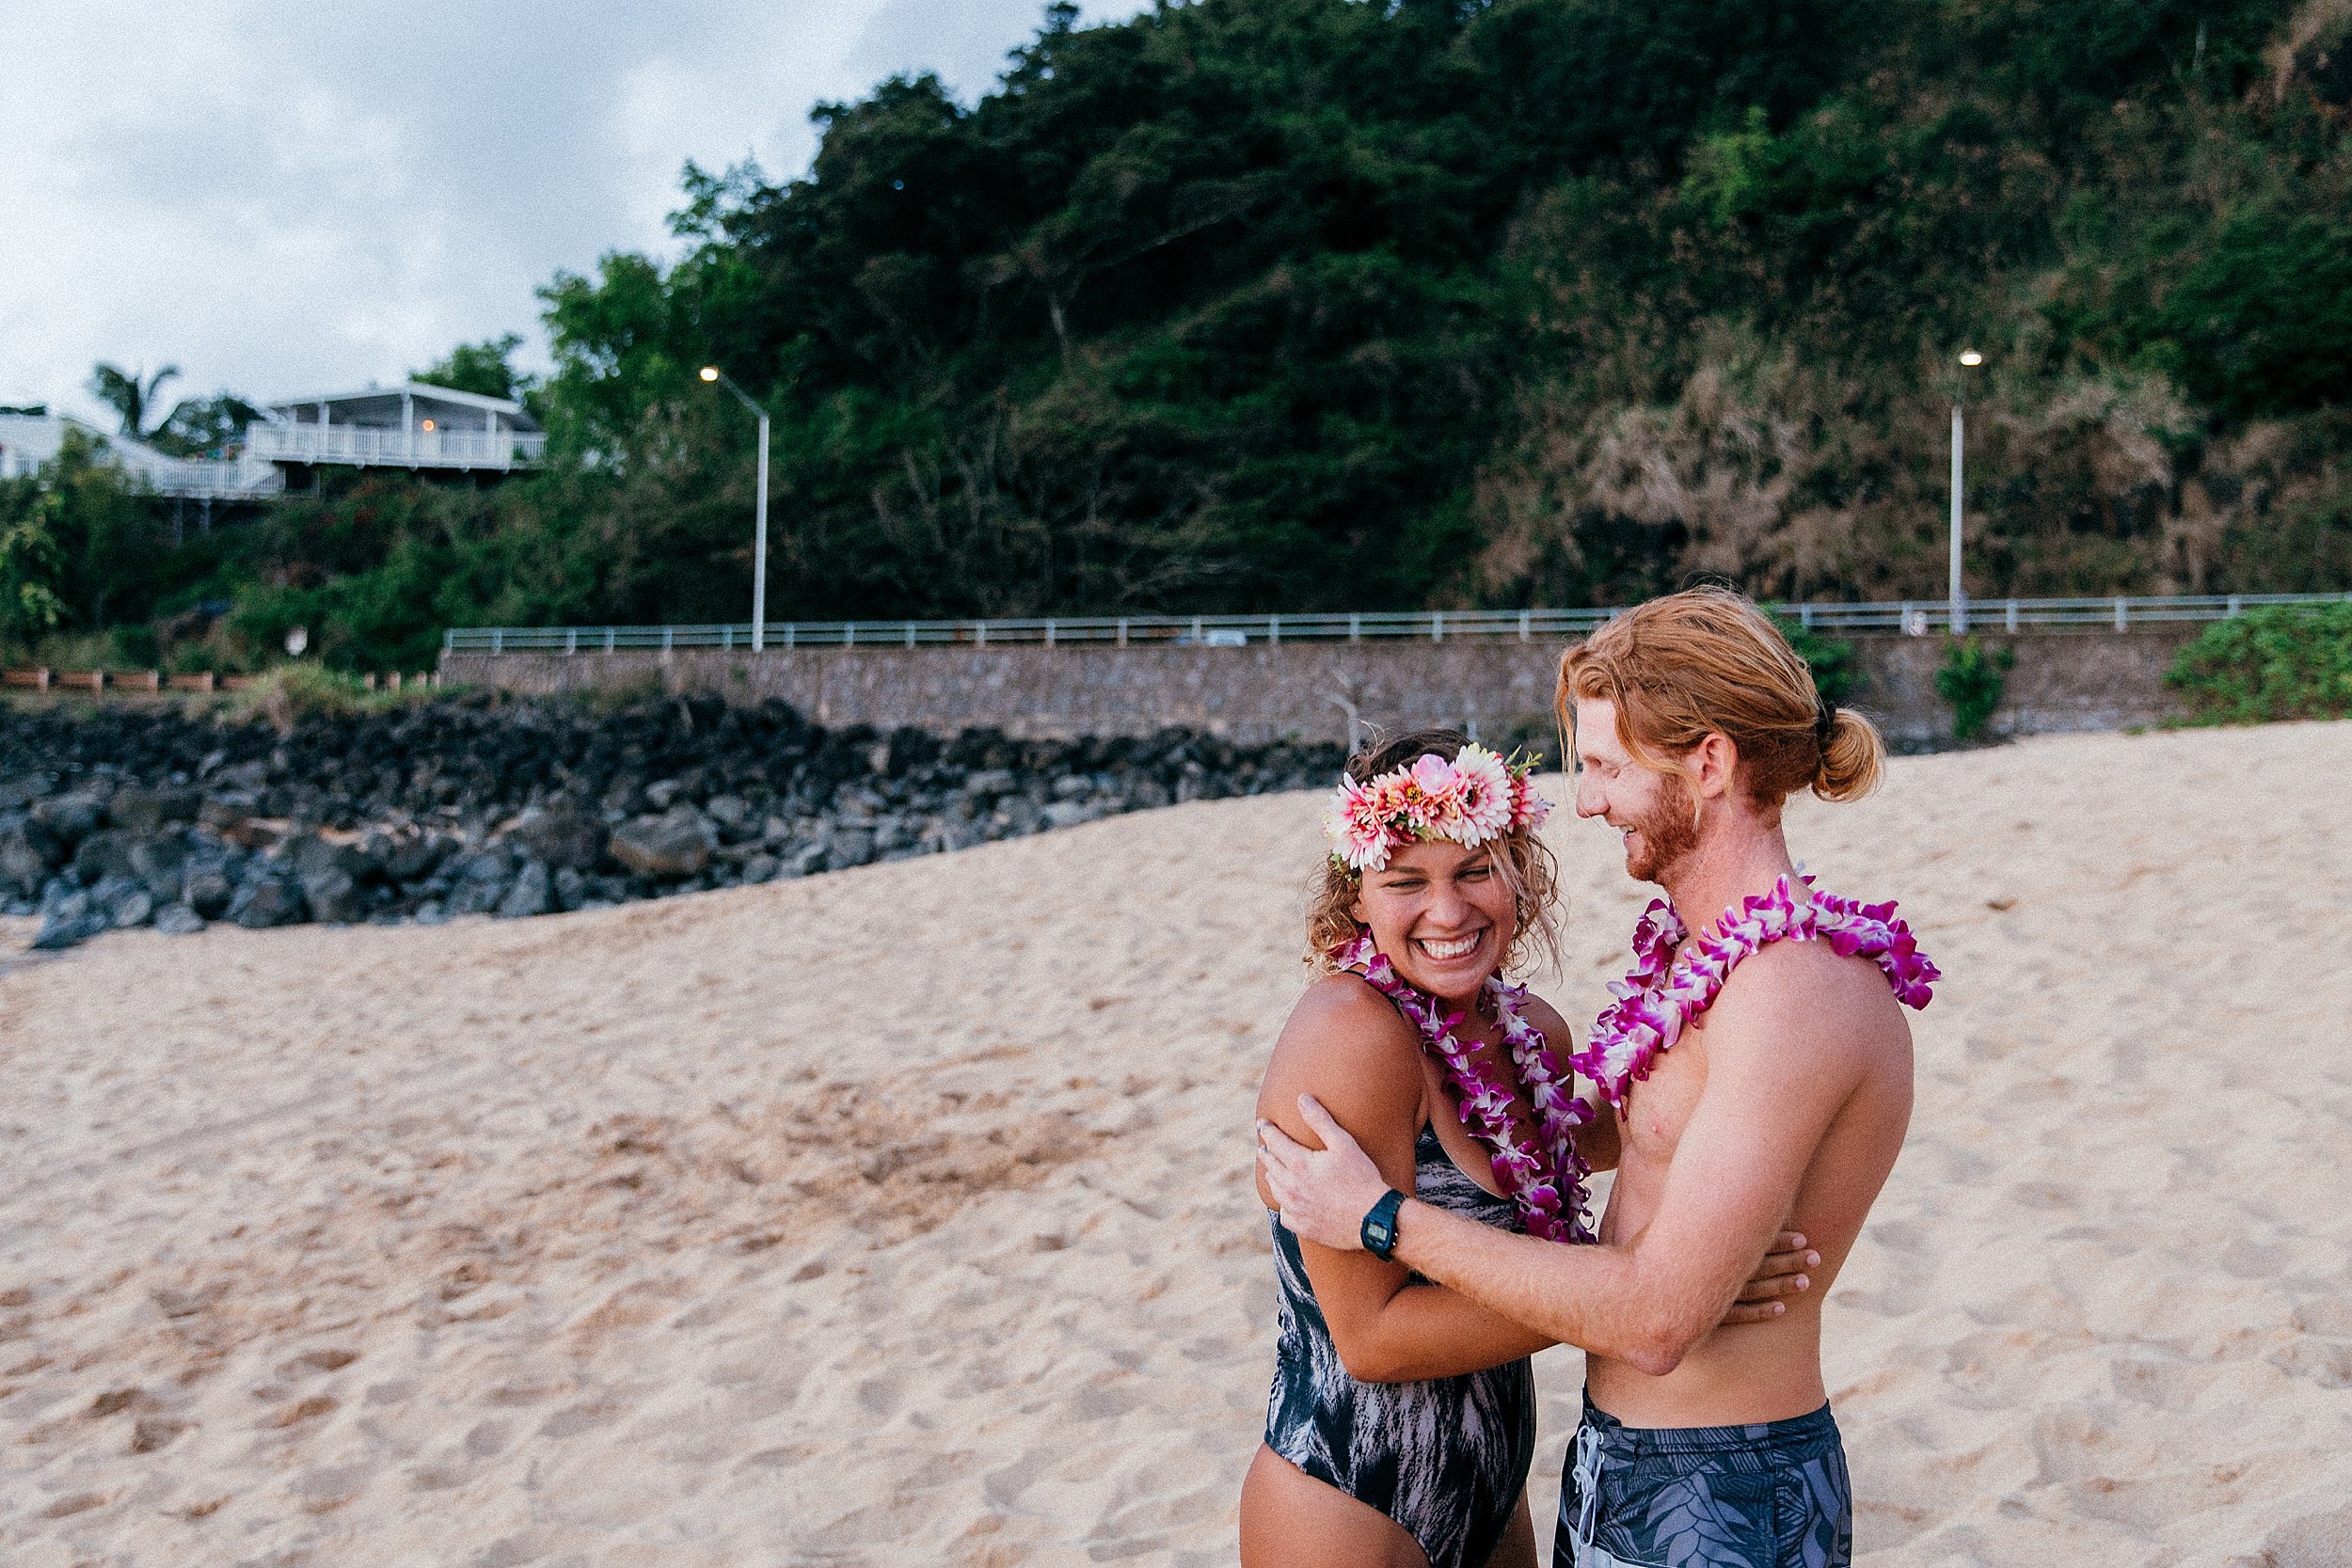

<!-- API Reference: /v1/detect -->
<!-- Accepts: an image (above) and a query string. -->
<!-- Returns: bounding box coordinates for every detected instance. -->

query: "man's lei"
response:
[1331,930,1597,1244]
[1325,743,1550,874]
[1568,873,1941,1107]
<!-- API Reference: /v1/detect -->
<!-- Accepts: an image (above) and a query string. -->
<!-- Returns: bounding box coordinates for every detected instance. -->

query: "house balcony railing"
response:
[246,423,547,470]
[144,455,286,500]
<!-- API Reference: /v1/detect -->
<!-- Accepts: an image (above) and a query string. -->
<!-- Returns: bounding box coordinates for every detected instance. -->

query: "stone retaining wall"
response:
[442,627,2202,745]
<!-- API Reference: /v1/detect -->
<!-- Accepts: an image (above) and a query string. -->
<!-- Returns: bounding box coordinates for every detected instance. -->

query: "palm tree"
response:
[87,362,182,441]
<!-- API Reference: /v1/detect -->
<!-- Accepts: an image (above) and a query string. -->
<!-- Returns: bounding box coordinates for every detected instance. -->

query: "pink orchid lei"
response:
[1569,874,1941,1108]
[1333,930,1597,1243]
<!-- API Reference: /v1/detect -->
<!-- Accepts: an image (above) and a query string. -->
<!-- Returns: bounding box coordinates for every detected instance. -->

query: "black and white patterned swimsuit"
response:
[1264,1123,1536,1568]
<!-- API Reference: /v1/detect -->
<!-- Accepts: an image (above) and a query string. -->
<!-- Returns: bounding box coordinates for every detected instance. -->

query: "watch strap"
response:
[1360,1188,1406,1259]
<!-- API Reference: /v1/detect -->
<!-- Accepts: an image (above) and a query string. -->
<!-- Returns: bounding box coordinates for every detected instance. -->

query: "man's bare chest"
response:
[1618,1017,1711,1164]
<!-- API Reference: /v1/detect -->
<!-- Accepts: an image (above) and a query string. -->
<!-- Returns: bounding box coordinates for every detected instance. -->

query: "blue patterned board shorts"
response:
[1555,1392,1851,1568]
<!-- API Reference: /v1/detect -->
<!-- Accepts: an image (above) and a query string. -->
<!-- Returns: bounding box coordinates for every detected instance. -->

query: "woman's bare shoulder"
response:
[1276,973,1419,1053]
[1256,974,1423,1135]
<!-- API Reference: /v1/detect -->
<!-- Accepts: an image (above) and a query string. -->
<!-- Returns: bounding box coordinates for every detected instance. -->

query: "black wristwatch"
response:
[1361,1189,1406,1259]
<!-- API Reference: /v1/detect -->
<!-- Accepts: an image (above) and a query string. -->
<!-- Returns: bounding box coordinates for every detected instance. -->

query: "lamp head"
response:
[698,366,720,382]
[1958,349,1984,368]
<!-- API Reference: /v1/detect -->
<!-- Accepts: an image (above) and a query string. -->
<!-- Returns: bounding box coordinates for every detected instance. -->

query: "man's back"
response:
[1589,936,1915,1428]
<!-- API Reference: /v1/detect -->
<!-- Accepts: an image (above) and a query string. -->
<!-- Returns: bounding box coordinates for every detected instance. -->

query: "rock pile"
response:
[1,695,1345,949]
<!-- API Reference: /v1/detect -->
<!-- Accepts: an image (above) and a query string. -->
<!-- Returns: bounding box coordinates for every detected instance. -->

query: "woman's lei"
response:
[1332,930,1597,1243]
[1326,743,1550,874]
[1569,873,1941,1107]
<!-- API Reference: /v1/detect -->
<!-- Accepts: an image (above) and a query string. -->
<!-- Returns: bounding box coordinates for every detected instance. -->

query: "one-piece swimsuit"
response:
[1264,1121,1536,1568]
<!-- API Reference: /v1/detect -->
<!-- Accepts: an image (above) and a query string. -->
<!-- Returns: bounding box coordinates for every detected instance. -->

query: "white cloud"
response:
[0,0,1149,422]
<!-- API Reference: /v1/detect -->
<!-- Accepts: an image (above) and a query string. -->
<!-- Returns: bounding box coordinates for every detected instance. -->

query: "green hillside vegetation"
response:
[7,0,2351,673]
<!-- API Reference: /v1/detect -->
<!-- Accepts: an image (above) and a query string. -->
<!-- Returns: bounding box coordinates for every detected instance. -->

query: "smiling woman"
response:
[1304,731,1559,977]
[1241,730,1600,1568]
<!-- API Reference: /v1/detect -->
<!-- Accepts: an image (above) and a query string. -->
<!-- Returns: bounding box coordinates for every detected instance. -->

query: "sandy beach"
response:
[4,721,2350,1566]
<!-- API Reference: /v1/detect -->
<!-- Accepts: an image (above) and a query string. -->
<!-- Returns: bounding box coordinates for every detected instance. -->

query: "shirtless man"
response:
[1258,588,1938,1568]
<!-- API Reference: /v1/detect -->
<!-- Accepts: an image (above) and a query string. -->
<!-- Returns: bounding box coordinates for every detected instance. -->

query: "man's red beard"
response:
[1623,772,1701,884]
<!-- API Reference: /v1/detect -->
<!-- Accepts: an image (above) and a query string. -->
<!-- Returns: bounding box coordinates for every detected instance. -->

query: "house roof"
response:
[0,411,143,465]
[262,381,540,428]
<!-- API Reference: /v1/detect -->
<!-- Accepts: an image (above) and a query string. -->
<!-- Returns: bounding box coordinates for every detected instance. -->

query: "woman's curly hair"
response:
[1303,727,1561,978]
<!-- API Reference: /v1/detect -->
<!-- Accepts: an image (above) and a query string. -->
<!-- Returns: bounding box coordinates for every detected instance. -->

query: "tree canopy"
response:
[415,334,532,403]
[11,0,2352,673]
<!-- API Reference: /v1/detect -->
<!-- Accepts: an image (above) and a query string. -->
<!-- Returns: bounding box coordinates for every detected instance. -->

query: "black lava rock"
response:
[30,793,103,852]
[231,878,305,929]
[510,806,604,872]
[609,808,716,879]
[301,865,366,925]
[33,902,109,951]
[0,822,48,896]
[153,902,206,936]
[496,860,552,919]
[107,784,200,832]
[1,693,1345,942]
[184,869,234,920]
[72,830,138,885]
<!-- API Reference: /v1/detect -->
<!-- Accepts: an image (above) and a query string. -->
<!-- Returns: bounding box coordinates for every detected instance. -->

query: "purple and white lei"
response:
[1569,873,1941,1107]
[1333,931,1597,1244]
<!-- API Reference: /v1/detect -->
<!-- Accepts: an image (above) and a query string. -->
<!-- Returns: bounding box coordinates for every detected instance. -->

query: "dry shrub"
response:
[1472,320,2348,604]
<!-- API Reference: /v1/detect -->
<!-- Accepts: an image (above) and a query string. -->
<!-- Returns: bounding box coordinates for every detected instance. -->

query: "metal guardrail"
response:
[3,669,436,694]
[443,592,2352,656]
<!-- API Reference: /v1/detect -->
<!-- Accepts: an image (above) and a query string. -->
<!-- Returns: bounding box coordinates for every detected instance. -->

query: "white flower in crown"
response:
[1327,774,1396,871]
[1450,743,1516,844]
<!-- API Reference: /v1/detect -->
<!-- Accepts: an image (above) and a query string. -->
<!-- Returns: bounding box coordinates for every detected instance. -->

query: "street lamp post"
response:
[699,366,771,652]
[1951,349,1983,636]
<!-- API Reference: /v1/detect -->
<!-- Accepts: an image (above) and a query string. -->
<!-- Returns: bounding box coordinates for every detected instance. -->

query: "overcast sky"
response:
[1,0,1151,423]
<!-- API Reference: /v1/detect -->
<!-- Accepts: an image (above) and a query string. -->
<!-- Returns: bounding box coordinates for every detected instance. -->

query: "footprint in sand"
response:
[2249,1501,2352,1568]
[1830,1282,1928,1319]
[1865,1219,1926,1252]
[2067,1466,2242,1532]
[2107,1354,2214,1412]
[1067,1379,1144,1421]
[39,1490,114,1519]
[855,1375,901,1418]
[983,1449,1052,1508]
[2220,1239,2288,1277]
[2265,1338,2352,1390]
[278,1347,359,1379]
[2292,1299,2352,1337]
[538,1398,625,1438]
[130,1415,191,1452]
[289,1461,374,1513]
[271,1394,338,1429]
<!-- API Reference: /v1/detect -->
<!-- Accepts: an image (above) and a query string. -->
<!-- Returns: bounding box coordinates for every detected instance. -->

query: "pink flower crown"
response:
[1325,743,1551,873]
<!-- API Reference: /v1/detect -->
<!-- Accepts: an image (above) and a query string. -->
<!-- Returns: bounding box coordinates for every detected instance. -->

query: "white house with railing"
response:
[1,380,543,501]
[0,411,281,499]
[247,384,545,474]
